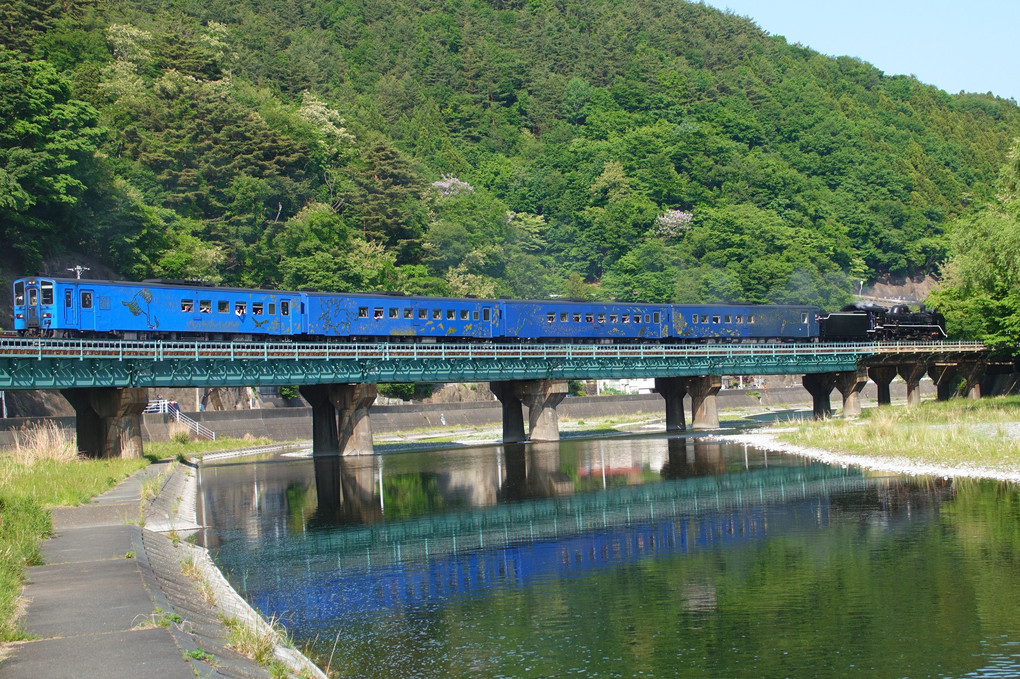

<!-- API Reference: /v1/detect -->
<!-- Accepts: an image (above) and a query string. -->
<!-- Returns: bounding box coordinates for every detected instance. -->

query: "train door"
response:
[25,284,39,329]
[79,288,96,332]
[62,287,77,328]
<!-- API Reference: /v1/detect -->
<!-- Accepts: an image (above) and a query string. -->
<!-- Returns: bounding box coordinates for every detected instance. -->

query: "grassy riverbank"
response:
[776,396,1020,474]
[0,424,272,641]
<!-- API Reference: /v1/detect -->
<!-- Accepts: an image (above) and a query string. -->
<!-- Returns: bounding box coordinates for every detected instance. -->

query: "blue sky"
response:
[703,0,1019,102]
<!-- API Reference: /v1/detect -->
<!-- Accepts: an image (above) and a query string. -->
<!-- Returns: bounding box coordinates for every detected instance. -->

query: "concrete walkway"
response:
[0,461,273,678]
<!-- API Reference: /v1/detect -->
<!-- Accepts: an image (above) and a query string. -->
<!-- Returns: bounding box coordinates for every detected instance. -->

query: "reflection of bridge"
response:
[0,338,989,457]
[261,461,868,570]
[226,462,878,629]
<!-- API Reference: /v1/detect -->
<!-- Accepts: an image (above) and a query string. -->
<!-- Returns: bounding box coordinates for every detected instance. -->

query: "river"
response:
[197,434,1020,678]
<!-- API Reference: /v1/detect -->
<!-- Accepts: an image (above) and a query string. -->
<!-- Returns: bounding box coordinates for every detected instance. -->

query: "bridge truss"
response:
[0,338,988,390]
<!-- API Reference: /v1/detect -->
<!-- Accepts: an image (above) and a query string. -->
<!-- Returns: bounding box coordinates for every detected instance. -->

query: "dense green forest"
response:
[2,0,1019,316]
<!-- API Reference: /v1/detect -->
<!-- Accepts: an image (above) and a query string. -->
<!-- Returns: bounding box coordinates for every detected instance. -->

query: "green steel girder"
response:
[0,339,987,390]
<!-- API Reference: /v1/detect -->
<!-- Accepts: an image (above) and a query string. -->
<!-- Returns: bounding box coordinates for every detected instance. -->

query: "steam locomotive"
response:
[11,277,946,343]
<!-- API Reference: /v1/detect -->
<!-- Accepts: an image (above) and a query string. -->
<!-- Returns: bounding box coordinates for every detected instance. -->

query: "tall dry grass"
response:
[8,421,78,466]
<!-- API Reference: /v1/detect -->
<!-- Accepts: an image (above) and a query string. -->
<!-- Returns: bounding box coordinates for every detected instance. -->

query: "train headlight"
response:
[42,313,51,319]
[15,313,23,319]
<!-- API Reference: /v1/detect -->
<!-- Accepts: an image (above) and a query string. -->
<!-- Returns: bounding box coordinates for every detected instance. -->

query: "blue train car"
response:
[304,292,500,340]
[669,304,819,341]
[501,300,670,342]
[13,277,305,338]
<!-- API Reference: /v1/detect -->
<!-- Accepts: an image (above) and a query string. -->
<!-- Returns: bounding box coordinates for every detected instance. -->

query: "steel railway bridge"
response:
[0,338,989,458]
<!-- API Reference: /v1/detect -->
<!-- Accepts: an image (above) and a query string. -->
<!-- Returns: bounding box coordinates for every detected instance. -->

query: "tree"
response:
[0,49,102,268]
[929,139,1020,350]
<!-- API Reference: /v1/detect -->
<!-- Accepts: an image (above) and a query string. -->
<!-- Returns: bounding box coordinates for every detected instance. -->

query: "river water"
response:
[198,434,1020,678]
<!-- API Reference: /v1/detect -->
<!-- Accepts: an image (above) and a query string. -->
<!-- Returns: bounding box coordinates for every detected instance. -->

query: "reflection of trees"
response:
[319,475,1005,679]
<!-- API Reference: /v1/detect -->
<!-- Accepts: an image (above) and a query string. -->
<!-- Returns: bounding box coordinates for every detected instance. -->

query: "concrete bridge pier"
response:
[653,377,688,432]
[300,383,377,455]
[491,380,568,442]
[491,381,527,443]
[898,364,928,407]
[928,364,959,401]
[802,373,836,419]
[685,376,722,430]
[522,380,568,441]
[331,383,378,456]
[835,368,868,417]
[960,362,986,399]
[60,387,148,458]
[299,384,339,454]
[868,366,898,406]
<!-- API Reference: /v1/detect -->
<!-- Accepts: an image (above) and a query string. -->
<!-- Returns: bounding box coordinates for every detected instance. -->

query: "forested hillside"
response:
[3,0,1019,309]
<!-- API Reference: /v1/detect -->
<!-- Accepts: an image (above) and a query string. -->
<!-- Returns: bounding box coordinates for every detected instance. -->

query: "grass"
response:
[776,395,1020,472]
[221,614,289,677]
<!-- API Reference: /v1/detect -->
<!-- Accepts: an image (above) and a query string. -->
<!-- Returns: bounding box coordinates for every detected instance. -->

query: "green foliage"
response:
[3,0,1018,308]
[929,139,1020,351]
[377,383,435,401]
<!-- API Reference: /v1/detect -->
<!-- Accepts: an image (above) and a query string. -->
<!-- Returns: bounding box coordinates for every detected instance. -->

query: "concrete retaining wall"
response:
[0,379,941,450]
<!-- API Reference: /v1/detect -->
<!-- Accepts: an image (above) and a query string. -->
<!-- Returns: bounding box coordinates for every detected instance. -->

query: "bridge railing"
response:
[0,338,989,362]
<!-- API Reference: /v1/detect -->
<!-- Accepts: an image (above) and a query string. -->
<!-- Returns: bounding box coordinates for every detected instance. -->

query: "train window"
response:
[644,314,651,323]
[597,313,605,323]
[200,300,211,313]
[28,288,38,305]
[735,314,743,323]
[583,313,592,323]
[404,308,413,319]
[724,315,731,323]
[235,302,246,316]
[801,313,809,323]
[433,309,441,319]
[653,312,660,324]
[447,310,455,320]
[41,282,53,305]
[712,315,720,324]
[374,308,383,319]
[748,315,756,324]
[699,314,709,323]
[473,311,479,321]
[358,307,368,318]
[483,308,491,321]
[622,315,630,324]
[253,303,264,316]
[14,281,24,305]
[572,313,581,323]
[560,312,568,322]
[460,310,469,320]
[65,290,72,307]
[216,301,226,313]
[547,313,555,323]
[181,300,193,313]
[419,309,427,319]
[281,301,289,316]
[81,291,92,309]
[610,314,618,323]
[389,308,398,318]
[268,303,275,315]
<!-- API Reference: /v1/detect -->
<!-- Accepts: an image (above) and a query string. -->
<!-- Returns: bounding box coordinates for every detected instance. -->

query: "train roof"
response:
[15,277,817,309]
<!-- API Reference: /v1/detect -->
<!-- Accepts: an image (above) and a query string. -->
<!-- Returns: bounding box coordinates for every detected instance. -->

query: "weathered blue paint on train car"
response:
[501,301,669,341]
[305,293,499,339]
[670,304,819,341]
[13,278,306,337]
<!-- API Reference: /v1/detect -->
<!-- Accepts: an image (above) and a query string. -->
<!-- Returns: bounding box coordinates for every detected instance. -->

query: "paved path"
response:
[0,461,273,678]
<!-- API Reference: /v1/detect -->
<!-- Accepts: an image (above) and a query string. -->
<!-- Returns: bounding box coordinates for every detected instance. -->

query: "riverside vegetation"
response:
[0,422,271,641]
[778,396,1020,474]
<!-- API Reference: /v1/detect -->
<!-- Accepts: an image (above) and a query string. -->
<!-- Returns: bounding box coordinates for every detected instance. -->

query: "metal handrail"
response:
[0,338,988,362]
